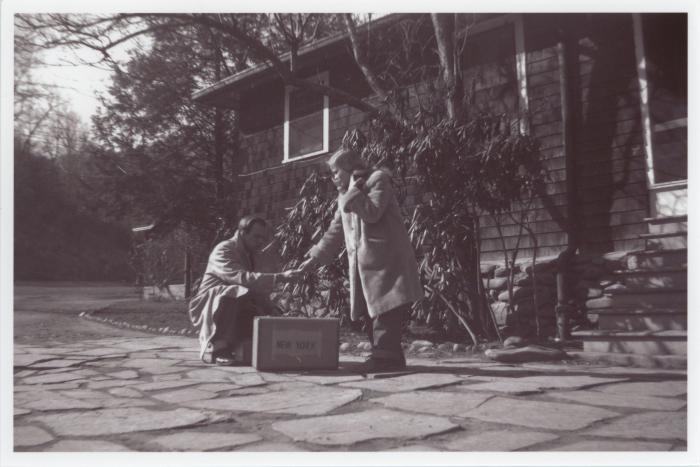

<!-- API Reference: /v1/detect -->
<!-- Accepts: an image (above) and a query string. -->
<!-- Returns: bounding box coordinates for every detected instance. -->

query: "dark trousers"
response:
[213,295,258,351]
[366,304,409,361]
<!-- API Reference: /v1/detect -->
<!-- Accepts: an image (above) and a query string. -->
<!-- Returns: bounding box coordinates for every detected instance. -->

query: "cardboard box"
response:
[252,317,339,371]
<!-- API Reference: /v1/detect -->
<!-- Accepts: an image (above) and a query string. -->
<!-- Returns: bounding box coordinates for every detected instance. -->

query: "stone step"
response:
[571,330,686,356]
[568,350,687,370]
[586,290,687,310]
[610,267,686,290]
[625,248,687,270]
[596,312,686,332]
[644,215,687,235]
[639,232,687,250]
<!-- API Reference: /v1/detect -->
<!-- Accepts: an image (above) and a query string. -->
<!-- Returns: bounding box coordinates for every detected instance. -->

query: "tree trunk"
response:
[431,13,460,120]
[212,33,225,207]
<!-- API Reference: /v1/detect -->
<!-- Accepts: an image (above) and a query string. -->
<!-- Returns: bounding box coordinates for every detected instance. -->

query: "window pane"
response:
[289,87,324,120]
[462,24,518,119]
[643,13,687,183]
[287,83,325,159]
[289,110,324,158]
[652,127,687,183]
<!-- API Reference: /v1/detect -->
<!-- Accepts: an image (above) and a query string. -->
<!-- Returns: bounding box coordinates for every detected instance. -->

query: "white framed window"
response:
[283,71,330,162]
[633,13,687,187]
[459,14,529,135]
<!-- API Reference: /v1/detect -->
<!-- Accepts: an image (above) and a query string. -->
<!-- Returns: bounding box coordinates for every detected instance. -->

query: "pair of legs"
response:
[362,303,410,368]
[211,295,259,364]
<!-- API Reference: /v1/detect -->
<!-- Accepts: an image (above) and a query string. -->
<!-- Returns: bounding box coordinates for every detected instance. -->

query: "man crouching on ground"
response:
[189,215,302,365]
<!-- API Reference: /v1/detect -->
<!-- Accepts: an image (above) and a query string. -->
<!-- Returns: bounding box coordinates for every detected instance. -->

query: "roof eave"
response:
[191,13,409,106]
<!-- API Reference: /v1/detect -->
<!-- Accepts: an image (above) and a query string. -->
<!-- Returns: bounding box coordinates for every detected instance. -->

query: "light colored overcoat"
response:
[308,169,423,321]
[188,231,279,360]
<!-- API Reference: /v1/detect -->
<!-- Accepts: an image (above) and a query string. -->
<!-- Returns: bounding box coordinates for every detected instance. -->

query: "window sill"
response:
[283,149,330,164]
[649,180,687,191]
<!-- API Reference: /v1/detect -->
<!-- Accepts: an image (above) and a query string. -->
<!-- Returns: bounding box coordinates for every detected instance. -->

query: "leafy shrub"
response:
[275,112,544,343]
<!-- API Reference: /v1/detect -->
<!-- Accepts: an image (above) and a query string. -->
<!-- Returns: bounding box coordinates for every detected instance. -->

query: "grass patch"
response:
[91,299,193,333]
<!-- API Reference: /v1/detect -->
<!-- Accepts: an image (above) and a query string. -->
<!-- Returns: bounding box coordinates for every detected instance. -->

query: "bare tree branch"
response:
[342,13,389,101]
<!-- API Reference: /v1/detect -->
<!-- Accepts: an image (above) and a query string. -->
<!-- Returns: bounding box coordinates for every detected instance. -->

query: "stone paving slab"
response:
[373,390,492,417]
[68,347,132,357]
[584,366,688,377]
[287,373,366,385]
[388,444,440,451]
[458,375,626,395]
[457,380,543,395]
[238,442,308,451]
[444,430,558,451]
[26,358,87,369]
[120,358,181,368]
[463,397,620,431]
[139,365,188,375]
[594,380,687,397]
[227,386,273,396]
[551,439,673,451]
[27,407,215,436]
[108,370,140,379]
[14,354,61,367]
[186,384,363,416]
[44,440,132,451]
[154,351,200,360]
[193,383,243,392]
[56,389,154,408]
[14,426,54,448]
[86,379,143,390]
[21,372,86,385]
[152,388,218,404]
[108,387,144,398]
[547,389,686,411]
[272,408,458,445]
[257,373,297,383]
[16,391,105,411]
[475,365,540,373]
[65,368,101,377]
[436,358,497,365]
[84,359,131,369]
[148,431,263,451]
[150,373,183,381]
[134,380,199,392]
[586,411,687,440]
[510,375,627,390]
[15,381,82,391]
[185,369,265,385]
[340,373,463,392]
[227,373,269,386]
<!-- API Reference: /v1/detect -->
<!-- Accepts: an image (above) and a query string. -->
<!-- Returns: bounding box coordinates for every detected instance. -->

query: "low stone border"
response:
[79,311,198,337]
[78,311,497,357]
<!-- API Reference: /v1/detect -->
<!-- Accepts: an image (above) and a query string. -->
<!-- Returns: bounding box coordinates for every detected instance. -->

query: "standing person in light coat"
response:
[300,148,423,372]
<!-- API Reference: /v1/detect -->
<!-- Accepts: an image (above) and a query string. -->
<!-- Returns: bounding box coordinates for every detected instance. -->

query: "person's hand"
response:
[298,257,318,273]
[276,269,304,283]
[349,175,365,191]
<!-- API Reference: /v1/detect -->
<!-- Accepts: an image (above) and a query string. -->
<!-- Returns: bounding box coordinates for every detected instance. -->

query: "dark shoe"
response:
[359,356,406,373]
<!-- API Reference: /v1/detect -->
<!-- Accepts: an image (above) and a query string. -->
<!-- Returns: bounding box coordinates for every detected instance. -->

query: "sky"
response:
[34,59,112,124]
[32,33,141,125]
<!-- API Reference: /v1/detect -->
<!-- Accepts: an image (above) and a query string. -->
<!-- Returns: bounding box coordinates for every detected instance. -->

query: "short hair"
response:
[327,148,366,172]
[238,215,268,233]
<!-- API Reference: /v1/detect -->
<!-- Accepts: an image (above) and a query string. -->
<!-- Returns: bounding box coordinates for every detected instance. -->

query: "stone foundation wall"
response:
[481,251,628,337]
